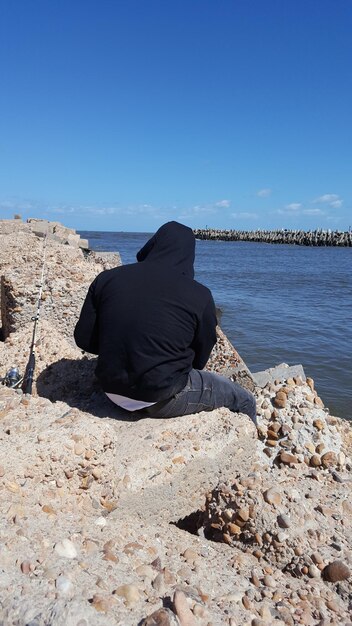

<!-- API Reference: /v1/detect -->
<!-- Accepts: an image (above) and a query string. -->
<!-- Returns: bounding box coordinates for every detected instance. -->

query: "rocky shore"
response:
[193,229,352,247]
[0,219,351,626]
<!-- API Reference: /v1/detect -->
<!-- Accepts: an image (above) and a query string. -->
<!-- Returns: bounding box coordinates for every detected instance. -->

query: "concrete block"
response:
[67,233,80,247]
[252,362,306,388]
[28,219,55,236]
[90,251,122,267]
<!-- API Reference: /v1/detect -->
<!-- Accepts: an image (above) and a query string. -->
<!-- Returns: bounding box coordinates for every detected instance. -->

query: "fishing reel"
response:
[0,366,23,388]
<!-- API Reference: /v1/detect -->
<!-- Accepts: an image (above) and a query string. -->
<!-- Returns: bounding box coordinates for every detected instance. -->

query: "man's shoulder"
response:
[93,263,134,291]
[186,276,213,300]
[97,262,136,280]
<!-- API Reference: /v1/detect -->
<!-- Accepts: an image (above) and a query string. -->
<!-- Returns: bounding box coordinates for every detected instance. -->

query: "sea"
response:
[78,230,352,421]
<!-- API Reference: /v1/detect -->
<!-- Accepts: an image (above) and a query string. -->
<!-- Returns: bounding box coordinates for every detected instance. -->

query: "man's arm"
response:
[74,278,99,354]
[191,296,217,369]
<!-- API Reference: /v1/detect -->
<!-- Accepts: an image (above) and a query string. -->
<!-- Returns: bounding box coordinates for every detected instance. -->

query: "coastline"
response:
[0,218,351,625]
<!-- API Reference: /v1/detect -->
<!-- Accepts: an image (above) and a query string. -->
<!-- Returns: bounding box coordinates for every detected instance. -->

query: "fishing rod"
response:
[21,230,48,395]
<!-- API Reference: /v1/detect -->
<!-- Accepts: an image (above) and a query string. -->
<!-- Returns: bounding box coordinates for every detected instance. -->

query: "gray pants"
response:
[138,369,257,424]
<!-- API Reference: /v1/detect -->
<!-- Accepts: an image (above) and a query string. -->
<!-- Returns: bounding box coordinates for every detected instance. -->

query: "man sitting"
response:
[74,221,256,423]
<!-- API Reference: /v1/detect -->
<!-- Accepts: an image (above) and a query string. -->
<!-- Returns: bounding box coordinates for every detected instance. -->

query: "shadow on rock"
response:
[36,357,141,421]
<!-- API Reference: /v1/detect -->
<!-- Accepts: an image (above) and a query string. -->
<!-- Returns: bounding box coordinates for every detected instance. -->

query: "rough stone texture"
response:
[0,219,351,626]
[253,363,306,388]
[0,218,89,249]
[0,227,121,342]
[206,326,255,392]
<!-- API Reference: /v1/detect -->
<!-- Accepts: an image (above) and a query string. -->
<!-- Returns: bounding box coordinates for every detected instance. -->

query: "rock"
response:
[326,599,340,612]
[321,451,337,468]
[267,429,279,440]
[313,419,324,431]
[263,446,275,457]
[103,549,118,562]
[310,454,322,467]
[20,561,31,574]
[277,513,291,528]
[192,604,208,619]
[263,574,276,588]
[55,575,73,593]
[280,451,299,464]
[183,548,198,564]
[92,467,102,480]
[323,560,351,582]
[54,538,78,559]
[237,507,249,522]
[273,391,287,409]
[308,564,321,578]
[136,564,155,579]
[264,488,281,506]
[337,451,346,466]
[311,552,323,565]
[42,504,56,515]
[242,595,252,609]
[151,557,162,571]
[1,216,352,626]
[164,569,176,585]
[306,377,314,391]
[114,583,140,606]
[91,594,116,612]
[141,608,179,626]
[74,442,85,455]
[174,589,198,626]
[152,572,165,593]
[228,523,242,535]
[266,439,278,447]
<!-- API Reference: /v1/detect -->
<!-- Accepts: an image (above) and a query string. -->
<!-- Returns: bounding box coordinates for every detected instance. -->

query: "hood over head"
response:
[136,221,195,278]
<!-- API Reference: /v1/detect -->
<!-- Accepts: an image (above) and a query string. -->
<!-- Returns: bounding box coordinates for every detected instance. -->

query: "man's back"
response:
[74,222,217,402]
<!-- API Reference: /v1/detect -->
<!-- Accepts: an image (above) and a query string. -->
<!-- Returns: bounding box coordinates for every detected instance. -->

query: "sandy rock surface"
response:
[0,227,121,342]
[0,221,351,626]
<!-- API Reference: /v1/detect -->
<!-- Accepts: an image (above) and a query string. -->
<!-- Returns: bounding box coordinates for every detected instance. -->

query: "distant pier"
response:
[193,228,352,247]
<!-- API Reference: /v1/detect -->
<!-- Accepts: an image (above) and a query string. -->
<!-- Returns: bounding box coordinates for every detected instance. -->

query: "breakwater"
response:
[193,228,352,246]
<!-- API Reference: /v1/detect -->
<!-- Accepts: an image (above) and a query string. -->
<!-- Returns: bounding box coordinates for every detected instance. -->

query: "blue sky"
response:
[0,0,351,232]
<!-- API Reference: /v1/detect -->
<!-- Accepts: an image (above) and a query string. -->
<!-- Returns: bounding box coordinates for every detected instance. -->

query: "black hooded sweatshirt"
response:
[74,221,217,402]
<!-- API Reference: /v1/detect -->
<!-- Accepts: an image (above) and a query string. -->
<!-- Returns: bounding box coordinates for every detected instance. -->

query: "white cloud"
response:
[285,203,302,211]
[48,207,76,214]
[301,208,325,216]
[0,200,34,210]
[178,202,220,219]
[314,194,339,203]
[231,212,258,219]
[257,188,271,198]
[313,194,343,209]
[0,199,168,222]
[46,205,118,216]
[275,206,325,216]
[330,200,343,209]
[90,207,117,215]
[215,199,230,208]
